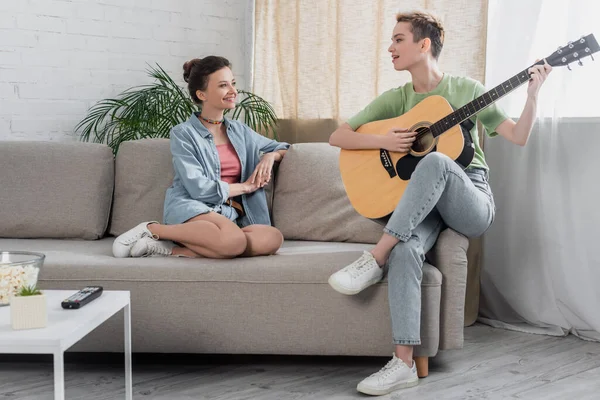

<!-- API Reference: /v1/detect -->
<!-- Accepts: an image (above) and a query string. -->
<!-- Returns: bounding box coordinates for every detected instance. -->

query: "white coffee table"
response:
[0,290,132,400]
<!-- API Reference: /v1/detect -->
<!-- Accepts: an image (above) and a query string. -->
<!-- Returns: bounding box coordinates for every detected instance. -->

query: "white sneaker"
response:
[328,251,383,295]
[130,236,174,257]
[112,221,159,258]
[357,354,419,396]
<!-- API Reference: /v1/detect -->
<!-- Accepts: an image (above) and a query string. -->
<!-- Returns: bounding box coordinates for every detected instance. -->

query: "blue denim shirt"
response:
[163,113,290,227]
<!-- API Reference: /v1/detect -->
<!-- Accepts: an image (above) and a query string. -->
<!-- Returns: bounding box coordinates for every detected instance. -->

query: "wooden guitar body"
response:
[339,95,471,219]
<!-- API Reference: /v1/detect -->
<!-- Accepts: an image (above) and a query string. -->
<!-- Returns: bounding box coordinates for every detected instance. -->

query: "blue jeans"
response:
[378,152,495,345]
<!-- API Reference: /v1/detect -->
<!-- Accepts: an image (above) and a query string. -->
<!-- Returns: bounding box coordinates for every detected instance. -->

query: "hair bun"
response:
[183,59,199,83]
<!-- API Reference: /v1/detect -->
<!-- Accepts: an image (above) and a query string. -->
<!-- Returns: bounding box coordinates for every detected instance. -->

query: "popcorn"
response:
[0,265,40,305]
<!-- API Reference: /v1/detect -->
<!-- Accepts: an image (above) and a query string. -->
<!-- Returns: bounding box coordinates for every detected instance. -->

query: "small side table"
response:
[0,290,132,399]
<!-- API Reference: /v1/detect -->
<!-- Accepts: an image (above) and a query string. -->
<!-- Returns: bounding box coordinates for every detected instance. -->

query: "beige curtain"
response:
[254,0,489,142]
[253,0,489,325]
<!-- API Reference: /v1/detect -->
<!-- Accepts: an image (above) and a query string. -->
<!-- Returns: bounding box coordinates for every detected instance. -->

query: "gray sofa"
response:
[0,139,470,377]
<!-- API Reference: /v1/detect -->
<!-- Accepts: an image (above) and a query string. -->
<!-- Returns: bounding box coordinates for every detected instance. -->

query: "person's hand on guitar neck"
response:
[527,58,552,100]
[382,128,417,153]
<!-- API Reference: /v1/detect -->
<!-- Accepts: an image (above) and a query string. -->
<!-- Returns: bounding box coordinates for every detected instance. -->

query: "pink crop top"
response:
[217,142,241,184]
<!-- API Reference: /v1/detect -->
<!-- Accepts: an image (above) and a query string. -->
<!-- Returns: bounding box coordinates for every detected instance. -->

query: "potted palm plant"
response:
[76,64,279,154]
[10,285,47,330]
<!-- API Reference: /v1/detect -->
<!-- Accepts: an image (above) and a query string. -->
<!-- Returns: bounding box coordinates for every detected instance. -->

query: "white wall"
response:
[0,0,251,141]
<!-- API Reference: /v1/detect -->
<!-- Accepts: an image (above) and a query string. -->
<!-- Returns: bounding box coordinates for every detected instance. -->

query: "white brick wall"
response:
[0,0,251,141]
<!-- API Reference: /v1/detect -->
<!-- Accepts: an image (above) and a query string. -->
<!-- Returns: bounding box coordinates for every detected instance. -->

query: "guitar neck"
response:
[430,61,543,138]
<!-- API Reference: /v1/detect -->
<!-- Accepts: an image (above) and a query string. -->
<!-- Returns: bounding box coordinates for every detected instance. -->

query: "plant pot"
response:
[10,293,47,330]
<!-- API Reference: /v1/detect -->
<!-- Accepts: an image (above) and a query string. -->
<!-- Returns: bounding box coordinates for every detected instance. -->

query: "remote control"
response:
[61,286,103,309]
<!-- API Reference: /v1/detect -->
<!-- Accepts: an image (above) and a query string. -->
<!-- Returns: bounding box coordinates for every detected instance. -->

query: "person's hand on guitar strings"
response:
[527,58,552,99]
[382,127,417,153]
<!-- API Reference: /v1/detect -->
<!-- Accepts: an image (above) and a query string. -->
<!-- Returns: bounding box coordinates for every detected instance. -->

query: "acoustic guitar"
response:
[339,34,599,219]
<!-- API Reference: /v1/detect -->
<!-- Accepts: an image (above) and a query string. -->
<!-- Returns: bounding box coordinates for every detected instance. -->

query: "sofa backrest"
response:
[109,139,173,236]
[0,141,114,239]
[272,143,382,244]
[0,139,380,242]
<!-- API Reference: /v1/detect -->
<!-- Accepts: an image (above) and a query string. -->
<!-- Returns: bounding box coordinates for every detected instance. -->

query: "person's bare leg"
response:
[173,241,231,259]
[172,224,283,258]
[240,225,284,257]
[147,213,247,258]
[171,246,202,258]
[370,233,400,266]
[394,344,413,367]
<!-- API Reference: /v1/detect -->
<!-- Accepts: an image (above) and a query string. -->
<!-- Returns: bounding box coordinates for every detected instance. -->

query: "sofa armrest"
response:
[427,228,469,350]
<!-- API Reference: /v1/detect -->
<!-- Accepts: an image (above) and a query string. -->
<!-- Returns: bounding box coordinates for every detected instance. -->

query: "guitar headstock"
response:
[544,33,599,69]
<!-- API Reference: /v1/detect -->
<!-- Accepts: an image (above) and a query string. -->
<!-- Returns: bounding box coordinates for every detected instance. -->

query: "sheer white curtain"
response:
[480,0,600,341]
[252,0,488,128]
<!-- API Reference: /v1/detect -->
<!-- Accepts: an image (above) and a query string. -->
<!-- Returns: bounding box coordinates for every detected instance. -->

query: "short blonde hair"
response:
[396,11,445,60]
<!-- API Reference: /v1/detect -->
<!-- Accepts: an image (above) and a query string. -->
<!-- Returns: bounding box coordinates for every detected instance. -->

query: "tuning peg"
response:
[578,59,583,66]
[567,63,572,71]
[592,54,595,61]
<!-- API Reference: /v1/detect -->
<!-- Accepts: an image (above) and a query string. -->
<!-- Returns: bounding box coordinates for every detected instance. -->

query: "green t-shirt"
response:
[347,74,509,170]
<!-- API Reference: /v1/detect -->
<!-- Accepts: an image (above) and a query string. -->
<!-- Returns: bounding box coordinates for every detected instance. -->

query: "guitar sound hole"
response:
[411,127,434,153]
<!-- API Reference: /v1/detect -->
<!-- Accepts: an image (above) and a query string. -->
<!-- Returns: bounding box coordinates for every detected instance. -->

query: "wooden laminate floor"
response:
[0,324,599,400]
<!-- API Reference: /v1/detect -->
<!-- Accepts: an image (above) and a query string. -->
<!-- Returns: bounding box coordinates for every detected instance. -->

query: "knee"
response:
[264,227,284,255]
[218,229,247,258]
[418,151,453,171]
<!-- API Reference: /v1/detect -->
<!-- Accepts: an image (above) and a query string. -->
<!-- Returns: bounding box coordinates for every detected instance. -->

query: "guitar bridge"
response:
[379,149,397,178]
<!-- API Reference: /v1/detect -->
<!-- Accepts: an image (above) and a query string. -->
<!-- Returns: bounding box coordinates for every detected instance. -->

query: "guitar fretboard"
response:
[430,63,540,137]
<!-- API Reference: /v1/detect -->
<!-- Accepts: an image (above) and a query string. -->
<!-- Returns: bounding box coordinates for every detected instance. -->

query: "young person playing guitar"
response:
[327,11,552,396]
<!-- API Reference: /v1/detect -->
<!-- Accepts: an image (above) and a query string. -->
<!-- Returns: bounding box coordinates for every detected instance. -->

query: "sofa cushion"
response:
[0,238,441,287]
[0,141,113,239]
[1,237,442,357]
[109,139,173,236]
[272,143,383,243]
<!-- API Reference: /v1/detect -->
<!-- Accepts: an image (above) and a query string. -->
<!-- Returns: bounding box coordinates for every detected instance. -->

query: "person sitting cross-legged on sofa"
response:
[113,56,290,259]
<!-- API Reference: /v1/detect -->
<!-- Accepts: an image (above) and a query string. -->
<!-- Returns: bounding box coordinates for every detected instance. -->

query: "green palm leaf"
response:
[76,63,278,154]
[227,90,279,139]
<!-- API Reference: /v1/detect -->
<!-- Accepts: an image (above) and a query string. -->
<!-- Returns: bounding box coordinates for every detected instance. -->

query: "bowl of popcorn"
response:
[0,251,45,306]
